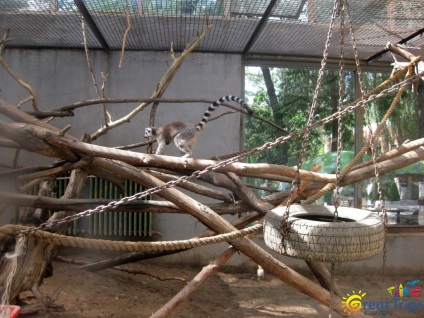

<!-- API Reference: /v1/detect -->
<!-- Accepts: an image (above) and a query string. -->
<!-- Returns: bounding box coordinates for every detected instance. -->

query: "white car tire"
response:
[264,205,385,262]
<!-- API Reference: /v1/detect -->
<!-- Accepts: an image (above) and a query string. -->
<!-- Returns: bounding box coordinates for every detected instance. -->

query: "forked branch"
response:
[89,23,213,141]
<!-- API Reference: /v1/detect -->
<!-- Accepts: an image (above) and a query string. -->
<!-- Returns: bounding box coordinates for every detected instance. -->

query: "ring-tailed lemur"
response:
[144,95,253,158]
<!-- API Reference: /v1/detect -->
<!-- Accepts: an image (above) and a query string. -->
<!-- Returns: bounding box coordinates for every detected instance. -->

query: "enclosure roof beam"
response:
[73,0,110,50]
[242,0,278,55]
[366,27,424,64]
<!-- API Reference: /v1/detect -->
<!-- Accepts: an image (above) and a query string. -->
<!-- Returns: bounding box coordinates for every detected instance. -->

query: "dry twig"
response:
[0,57,38,111]
[119,0,132,68]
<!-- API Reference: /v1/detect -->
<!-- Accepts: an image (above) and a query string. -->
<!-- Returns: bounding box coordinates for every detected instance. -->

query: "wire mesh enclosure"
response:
[0,0,423,62]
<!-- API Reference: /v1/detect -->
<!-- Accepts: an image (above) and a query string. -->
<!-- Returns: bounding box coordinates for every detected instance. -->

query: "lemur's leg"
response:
[176,141,192,158]
[175,134,194,158]
[174,129,197,158]
[155,140,165,155]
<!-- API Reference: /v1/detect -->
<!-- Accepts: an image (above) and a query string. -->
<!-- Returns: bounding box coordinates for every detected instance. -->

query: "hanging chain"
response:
[15,68,422,238]
[333,0,345,220]
[330,2,345,317]
[328,262,337,318]
[346,0,387,282]
[280,0,341,251]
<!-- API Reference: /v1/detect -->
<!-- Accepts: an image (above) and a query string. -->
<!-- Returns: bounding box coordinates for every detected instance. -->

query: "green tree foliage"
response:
[143,0,223,15]
[363,71,420,151]
[0,0,28,10]
[362,71,421,202]
[0,0,76,11]
[244,66,355,166]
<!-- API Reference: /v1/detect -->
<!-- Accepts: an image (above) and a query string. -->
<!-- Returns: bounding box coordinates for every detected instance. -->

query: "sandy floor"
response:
[17,254,424,318]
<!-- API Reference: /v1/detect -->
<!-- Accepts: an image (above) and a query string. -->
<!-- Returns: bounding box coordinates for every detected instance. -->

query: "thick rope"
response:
[0,223,263,252]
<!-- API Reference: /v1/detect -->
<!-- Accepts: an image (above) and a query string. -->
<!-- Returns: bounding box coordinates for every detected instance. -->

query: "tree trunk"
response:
[0,169,87,305]
[331,80,339,152]
[261,67,288,164]
[418,81,424,138]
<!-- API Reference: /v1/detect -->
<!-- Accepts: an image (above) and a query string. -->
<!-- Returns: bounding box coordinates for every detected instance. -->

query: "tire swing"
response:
[264,205,385,263]
[263,0,387,265]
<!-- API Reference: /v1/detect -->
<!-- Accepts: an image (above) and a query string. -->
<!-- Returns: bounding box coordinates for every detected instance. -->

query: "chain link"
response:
[333,0,345,220]
[280,0,341,249]
[331,2,345,316]
[345,1,365,98]
[328,262,336,317]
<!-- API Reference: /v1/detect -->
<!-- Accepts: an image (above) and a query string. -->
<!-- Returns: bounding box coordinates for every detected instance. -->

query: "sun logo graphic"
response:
[342,290,367,316]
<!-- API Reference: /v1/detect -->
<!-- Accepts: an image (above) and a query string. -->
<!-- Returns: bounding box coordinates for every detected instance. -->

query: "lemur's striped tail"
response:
[195,95,253,131]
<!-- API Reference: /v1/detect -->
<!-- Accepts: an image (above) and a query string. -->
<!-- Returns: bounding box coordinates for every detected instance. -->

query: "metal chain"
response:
[345,1,365,98]
[346,0,390,281]
[280,0,341,249]
[331,2,344,316]
[376,65,414,281]
[16,69,423,237]
[329,262,336,318]
[333,0,345,220]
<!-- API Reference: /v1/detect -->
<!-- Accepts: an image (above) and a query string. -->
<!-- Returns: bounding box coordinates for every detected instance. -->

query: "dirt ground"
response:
[17,252,424,318]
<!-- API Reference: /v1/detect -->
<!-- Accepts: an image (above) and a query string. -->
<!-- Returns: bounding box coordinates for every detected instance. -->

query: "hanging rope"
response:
[0,223,263,252]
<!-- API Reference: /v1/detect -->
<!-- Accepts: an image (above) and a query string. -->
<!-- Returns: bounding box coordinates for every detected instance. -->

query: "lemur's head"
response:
[144,127,157,138]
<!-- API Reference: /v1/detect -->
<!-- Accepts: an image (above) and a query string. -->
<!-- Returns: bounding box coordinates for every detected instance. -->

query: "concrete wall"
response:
[0,49,244,160]
[250,233,424,276]
[0,48,245,262]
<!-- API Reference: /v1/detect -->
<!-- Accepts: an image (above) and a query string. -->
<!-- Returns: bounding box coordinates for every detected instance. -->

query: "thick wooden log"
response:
[386,42,423,64]
[0,170,87,304]
[306,261,343,297]
[150,238,253,318]
[148,170,235,203]
[343,146,424,184]
[0,191,181,213]
[0,121,78,161]
[43,132,336,183]
[150,170,343,318]
[352,138,424,170]
[93,158,353,316]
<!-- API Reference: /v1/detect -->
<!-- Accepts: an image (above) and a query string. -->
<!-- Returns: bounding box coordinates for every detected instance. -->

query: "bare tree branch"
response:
[0,57,38,110]
[89,24,213,141]
[119,0,132,68]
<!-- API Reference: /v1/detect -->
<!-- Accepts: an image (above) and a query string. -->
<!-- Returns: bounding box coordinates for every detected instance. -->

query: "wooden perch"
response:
[150,241,250,318]
[0,191,177,213]
[0,45,422,316]
[386,42,423,92]
[88,158,352,316]
[386,42,423,67]
[151,164,346,317]
[148,170,235,203]
[0,170,88,304]
[0,121,78,161]
[24,109,74,119]
[39,134,337,183]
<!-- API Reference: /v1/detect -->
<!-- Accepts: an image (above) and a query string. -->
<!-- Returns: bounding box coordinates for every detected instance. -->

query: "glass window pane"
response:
[362,71,423,227]
[245,66,355,205]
